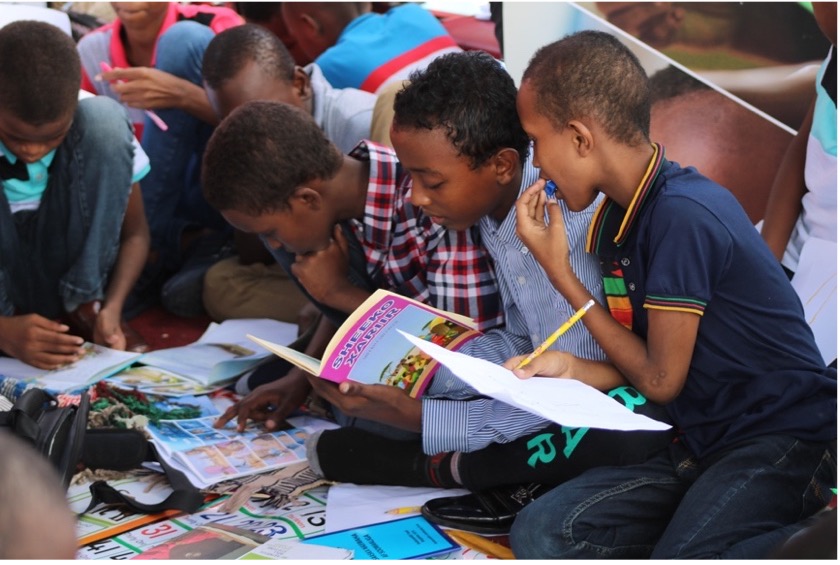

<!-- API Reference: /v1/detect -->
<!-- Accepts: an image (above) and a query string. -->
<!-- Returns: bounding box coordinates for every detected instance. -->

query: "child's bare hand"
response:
[504,350,578,380]
[0,314,84,369]
[292,225,353,302]
[515,179,572,274]
[94,304,126,351]
[98,66,186,110]
[305,374,422,432]
[214,370,310,432]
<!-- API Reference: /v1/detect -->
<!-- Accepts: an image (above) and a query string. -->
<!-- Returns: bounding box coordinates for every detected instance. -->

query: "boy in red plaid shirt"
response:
[202,101,502,439]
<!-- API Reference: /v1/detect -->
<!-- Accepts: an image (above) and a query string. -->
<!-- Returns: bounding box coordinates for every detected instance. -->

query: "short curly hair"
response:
[392,50,529,169]
[202,101,343,215]
[522,30,651,146]
[0,21,80,124]
[202,23,295,90]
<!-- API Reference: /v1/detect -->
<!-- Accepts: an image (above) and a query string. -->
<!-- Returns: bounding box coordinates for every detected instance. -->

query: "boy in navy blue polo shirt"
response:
[508,30,836,559]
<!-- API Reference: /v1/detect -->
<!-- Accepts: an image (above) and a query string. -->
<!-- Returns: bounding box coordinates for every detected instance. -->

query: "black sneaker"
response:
[421,483,551,535]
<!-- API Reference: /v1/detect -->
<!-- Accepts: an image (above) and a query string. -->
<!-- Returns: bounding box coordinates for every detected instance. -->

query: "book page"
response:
[145,416,308,489]
[107,365,223,397]
[319,290,480,398]
[400,331,672,432]
[324,484,469,533]
[238,538,353,560]
[140,319,298,385]
[246,336,322,376]
[0,342,141,393]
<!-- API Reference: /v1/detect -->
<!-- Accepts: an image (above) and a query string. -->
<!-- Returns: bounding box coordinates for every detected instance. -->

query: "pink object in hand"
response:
[99,61,169,132]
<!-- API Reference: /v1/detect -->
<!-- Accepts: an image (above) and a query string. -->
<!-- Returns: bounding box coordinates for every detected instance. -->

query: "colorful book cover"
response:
[301,515,459,560]
[0,342,141,394]
[130,524,269,560]
[248,289,481,399]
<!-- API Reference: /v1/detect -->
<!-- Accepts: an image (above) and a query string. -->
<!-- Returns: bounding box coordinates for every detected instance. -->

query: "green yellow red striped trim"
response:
[586,143,664,254]
[644,294,706,315]
[614,143,664,246]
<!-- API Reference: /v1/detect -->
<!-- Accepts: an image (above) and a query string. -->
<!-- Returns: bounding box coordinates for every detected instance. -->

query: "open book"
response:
[145,415,310,489]
[247,289,482,399]
[0,343,142,393]
[138,318,298,386]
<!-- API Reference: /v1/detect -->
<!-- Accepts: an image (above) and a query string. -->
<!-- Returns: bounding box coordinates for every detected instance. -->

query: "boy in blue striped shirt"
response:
[303,51,673,535]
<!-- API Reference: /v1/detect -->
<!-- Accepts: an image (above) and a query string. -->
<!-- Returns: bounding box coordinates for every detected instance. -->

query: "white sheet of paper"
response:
[790,237,837,365]
[325,484,470,533]
[199,318,298,349]
[399,331,671,431]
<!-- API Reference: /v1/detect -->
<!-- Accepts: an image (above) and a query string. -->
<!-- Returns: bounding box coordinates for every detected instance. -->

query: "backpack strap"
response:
[0,388,88,487]
[0,404,41,444]
[81,429,204,515]
[0,386,52,443]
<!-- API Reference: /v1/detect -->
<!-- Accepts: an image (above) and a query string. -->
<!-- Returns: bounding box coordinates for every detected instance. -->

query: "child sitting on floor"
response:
[508,29,836,559]
[0,21,150,366]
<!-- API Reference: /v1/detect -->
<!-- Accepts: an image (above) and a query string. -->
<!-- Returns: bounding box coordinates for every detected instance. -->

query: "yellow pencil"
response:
[516,299,596,369]
[446,529,514,559]
[385,506,421,515]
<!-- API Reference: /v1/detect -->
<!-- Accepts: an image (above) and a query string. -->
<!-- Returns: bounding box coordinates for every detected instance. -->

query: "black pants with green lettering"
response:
[455,386,675,490]
[314,386,676,491]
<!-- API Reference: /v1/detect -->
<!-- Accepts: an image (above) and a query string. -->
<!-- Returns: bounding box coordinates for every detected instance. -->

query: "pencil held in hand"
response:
[516,299,596,369]
[99,61,169,131]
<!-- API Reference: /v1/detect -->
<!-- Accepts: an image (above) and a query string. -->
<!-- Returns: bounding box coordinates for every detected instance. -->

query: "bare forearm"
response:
[173,79,218,125]
[105,186,149,312]
[568,358,629,390]
[319,286,372,315]
[104,234,148,313]
[547,266,685,403]
[761,101,813,260]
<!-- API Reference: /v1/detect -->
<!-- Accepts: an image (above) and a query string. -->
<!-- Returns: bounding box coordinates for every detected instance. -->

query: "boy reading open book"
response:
[248,289,480,399]
[205,52,674,536]
[202,100,501,442]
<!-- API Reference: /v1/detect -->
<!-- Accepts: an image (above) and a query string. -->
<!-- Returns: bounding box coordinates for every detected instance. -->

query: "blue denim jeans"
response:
[510,434,836,559]
[139,21,223,270]
[0,96,134,318]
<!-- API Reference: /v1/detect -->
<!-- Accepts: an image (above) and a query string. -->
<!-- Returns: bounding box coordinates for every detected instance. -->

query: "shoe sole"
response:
[420,506,512,536]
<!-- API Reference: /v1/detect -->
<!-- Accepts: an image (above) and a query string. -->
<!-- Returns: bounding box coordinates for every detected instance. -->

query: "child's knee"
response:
[156,21,214,73]
[74,97,134,154]
[510,495,565,557]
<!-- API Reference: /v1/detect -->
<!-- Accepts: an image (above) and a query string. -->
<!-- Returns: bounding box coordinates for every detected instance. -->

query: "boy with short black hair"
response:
[203,100,502,439]
[0,20,150,367]
[304,50,673,535]
[199,22,379,324]
[509,30,836,558]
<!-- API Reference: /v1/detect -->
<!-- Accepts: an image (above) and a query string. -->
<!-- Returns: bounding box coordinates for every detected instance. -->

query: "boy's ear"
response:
[290,185,323,210]
[292,66,312,103]
[300,13,322,35]
[567,120,594,157]
[492,148,520,185]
